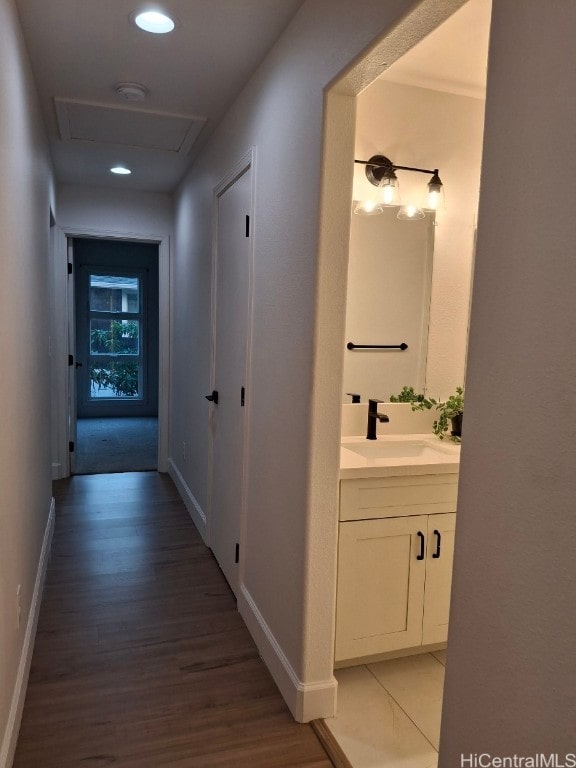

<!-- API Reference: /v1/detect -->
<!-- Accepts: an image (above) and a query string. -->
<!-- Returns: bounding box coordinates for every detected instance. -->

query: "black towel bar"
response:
[346,342,408,351]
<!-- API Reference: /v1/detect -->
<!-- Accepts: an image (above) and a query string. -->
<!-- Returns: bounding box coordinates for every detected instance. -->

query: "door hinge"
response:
[67,262,73,275]
[240,386,245,407]
[235,543,240,564]
[245,214,250,238]
[69,441,75,453]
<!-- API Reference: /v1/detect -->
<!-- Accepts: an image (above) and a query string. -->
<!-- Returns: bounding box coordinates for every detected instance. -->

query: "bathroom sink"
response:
[344,440,442,460]
[340,435,460,478]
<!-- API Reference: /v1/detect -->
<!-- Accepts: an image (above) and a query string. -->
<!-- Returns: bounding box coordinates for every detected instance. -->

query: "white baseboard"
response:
[0,498,55,768]
[168,458,208,544]
[51,462,65,480]
[238,585,337,722]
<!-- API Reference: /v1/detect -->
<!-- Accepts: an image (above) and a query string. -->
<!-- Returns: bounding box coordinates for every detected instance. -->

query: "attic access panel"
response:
[55,98,206,155]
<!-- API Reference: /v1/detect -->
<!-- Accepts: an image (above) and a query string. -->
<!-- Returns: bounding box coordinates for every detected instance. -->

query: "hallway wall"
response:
[57,184,173,236]
[170,0,464,720]
[0,0,55,764]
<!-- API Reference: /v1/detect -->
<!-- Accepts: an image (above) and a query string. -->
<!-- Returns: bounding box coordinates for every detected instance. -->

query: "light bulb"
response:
[382,184,395,205]
[427,171,444,211]
[134,11,175,34]
[354,199,383,216]
[427,189,441,210]
[397,204,425,221]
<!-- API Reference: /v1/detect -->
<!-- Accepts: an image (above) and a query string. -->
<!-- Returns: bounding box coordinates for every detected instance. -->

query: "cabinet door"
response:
[422,513,456,645]
[335,516,428,662]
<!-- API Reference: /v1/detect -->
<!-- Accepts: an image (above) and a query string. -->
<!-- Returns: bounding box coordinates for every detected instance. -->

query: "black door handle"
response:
[205,390,219,405]
[432,529,441,559]
[75,361,83,369]
[416,531,425,561]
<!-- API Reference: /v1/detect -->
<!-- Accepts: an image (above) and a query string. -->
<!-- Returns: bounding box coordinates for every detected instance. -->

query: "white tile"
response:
[325,665,438,768]
[368,654,445,750]
[431,649,447,666]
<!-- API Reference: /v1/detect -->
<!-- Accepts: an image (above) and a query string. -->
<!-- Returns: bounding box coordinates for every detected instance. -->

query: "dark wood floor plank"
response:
[14,472,333,768]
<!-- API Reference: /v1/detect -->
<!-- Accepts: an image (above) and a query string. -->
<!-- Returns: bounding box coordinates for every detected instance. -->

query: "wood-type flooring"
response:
[14,472,333,768]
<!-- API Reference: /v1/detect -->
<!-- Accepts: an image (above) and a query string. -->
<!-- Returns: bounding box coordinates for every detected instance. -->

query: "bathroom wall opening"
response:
[311,0,491,737]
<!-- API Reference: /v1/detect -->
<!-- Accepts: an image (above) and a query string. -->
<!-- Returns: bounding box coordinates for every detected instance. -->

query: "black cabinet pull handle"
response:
[432,529,441,559]
[205,390,219,405]
[416,531,425,561]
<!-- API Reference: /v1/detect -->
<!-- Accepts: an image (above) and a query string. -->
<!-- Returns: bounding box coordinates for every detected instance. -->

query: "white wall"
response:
[0,0,55,763]
[440,0,576,759]
[170,0,455,720]
[352,79,486,401]
[57,184,174,236]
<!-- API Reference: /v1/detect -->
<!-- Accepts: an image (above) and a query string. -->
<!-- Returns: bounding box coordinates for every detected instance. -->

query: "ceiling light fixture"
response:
[134,10,175,34]
[354,154,444,219]
[110,166,132,175]
[115,82,148,102]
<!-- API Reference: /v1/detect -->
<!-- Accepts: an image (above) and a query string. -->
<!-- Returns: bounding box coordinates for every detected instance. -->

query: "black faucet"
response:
[367,398,389,440]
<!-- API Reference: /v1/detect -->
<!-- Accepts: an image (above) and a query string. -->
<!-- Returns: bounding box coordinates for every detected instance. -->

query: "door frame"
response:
[207,147,256,576]
[51,225,171,477]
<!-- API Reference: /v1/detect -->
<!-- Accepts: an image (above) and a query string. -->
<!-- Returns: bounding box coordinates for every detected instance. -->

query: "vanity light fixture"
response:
[134,10,175,34]
[110,166,132,175]
[354,154,444,219]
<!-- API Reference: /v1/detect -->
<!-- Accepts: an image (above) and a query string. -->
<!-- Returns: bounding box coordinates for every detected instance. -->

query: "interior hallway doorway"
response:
[72,238,160,474]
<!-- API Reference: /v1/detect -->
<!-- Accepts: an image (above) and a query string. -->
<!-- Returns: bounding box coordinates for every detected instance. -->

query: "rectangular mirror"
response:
[343,208,434,402]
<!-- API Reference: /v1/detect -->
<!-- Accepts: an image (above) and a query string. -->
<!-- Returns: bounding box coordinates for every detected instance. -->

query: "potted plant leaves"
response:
[389,386,464,441]
[431,387,464,440]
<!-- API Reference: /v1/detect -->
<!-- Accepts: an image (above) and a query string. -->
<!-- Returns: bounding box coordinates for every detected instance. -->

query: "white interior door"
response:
[209,162,253,596]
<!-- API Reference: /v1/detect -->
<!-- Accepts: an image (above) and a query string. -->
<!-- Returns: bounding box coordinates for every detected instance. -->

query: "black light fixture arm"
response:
[354,154,442,189]
[354,159,438,177]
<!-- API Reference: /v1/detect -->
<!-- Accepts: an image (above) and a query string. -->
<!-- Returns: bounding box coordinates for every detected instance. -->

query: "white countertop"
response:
[340,434,461,480]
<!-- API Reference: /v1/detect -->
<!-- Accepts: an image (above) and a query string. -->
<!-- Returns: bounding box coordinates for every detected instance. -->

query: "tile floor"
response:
[325,650,447,768]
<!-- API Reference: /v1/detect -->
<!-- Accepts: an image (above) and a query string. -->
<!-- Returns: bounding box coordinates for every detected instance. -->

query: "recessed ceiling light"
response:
[110,166,132,175]
[134,10,175,34]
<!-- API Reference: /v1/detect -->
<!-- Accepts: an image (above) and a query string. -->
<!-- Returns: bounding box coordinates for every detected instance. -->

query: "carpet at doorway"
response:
[75,417,158,474]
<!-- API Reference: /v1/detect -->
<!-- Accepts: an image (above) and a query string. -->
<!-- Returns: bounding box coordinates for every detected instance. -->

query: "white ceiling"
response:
[382,0,492,99]
[14,0,305,192]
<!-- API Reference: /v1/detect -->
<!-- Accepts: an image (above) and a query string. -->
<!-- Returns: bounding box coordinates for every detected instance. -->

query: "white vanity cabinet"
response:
[335,472,458,664]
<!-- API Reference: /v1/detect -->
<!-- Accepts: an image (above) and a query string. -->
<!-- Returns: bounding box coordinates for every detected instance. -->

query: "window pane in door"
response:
[90,319,140,355]
[90,361,141,399]
[90,275,139,313]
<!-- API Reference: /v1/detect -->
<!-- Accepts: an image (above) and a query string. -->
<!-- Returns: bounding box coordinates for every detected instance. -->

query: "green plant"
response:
[430,387,464,440]
[90,362,139,398]
[389,386,432,407]
[89,320,140,397]
[390,385,464,441]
